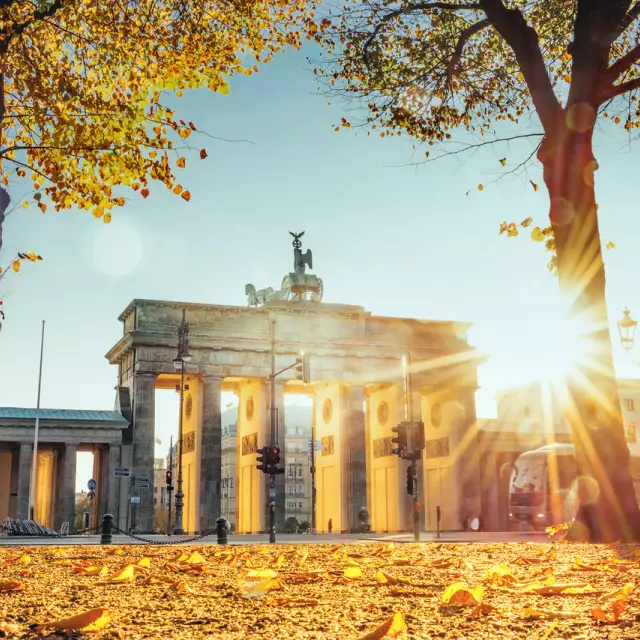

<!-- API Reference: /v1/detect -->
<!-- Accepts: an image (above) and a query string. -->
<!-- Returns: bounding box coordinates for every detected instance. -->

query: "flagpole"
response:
[28,320,45,521]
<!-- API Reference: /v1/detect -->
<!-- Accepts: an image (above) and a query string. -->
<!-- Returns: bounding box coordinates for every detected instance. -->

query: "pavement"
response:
[0,530,548,546]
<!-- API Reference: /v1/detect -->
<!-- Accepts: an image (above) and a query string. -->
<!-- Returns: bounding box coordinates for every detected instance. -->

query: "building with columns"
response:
[105,298,483,534]
[0,408,128,531]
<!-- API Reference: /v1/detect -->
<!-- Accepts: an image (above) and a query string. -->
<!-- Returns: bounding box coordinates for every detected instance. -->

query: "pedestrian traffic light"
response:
[271,446,281,467]
[295,352,311,384]
[165,469,173,489]
[267,446,284,475]
[391,422,408,457]
[406,466,414,495]
[256,447,267,473]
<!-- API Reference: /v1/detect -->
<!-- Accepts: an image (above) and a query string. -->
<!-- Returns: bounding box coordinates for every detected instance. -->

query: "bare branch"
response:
[479,0,562,135]
[446,19,490,86]
[363,1,483,59]
[614,1,640,40]
[604,42,640,83]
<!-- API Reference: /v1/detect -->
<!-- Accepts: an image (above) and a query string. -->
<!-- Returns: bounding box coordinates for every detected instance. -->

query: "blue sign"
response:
[87,478,96,491]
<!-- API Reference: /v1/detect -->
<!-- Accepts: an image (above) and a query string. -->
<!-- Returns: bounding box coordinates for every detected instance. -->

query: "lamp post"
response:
[618,307,638,352]
[172,310,192,535]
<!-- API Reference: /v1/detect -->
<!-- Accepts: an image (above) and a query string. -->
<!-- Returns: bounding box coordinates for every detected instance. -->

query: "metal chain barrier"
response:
[112,525,216,545]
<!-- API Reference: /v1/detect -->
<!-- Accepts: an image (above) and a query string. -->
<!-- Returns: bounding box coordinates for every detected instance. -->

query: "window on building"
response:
[299,502,303,508]
[296,426,303,435]
[287,427,295,435]
[287,502,295,509]
[524,405,531,417]
[626,399,635,412]
[627,423,637,443]
[154,486,158,494]
[295,443,301,453]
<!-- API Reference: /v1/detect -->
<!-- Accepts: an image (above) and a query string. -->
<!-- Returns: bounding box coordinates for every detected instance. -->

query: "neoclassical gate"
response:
[106,298,483,534]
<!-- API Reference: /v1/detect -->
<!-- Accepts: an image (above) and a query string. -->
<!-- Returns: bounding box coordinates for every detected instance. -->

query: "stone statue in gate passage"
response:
[244,231,324,306]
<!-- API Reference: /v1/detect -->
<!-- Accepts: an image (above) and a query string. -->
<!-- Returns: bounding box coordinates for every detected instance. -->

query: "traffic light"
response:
[391,422,408,457]
[295,353,311,384]
[267,446,284,475]
[165,469,173,489]
[407,420,425,460]
[406,466,414,495]
[256,447,267,473]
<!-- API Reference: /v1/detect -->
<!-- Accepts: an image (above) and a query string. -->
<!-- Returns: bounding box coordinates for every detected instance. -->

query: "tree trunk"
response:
[539,125,640,542]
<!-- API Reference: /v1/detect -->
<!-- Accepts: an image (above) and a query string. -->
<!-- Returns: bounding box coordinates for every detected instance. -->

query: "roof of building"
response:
[0,407,128,424]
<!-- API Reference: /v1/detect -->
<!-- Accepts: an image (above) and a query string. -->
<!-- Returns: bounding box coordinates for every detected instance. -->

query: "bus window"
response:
[510,455,545,506]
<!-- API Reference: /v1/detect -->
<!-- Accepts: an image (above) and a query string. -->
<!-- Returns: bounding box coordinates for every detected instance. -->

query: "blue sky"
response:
[1,42,640,490]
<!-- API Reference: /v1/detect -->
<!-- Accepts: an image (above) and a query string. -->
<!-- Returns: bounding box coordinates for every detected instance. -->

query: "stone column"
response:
[199,376,222,533]
[131,373,157,533]
[107,444,121,523]
[345,385,366,532]
[54,444,77,532]
[17,443,31,520]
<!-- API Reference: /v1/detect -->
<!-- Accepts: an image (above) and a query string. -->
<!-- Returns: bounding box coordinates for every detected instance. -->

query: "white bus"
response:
[508,443,640,531]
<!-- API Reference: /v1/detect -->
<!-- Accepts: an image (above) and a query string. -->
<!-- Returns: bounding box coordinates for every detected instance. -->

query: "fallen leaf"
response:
[541,620,558,640]
[137,557,152,569]
[270,597,319,607]
[107,564,135,583]
[375,570,401,585]
[183,551,205,565]
[358,612,407,639]
[171,580,194,593]
[0,581,24,592]
[344,566,362,579]
[471,603,500,618]
[442,583,483,606]
[244,569,277,581]
[36,608,111,633]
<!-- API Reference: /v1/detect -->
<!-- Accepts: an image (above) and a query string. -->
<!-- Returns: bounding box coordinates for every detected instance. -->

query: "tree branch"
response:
[605,42,640,82]
[446,19,490,85]
[363,1,482,60]
[479,0,562,135]
[606,75,640,99]
[614,1,640,40]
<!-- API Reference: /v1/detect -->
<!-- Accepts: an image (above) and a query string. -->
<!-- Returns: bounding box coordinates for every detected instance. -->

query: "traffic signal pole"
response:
[407,352,420,543]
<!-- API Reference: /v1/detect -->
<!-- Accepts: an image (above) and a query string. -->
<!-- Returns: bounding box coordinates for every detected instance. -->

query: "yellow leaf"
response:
[137,557,152,568]
[179,128,191,139]
[530,180,539,192]
[218,84,230,95]
[181,190,191,202]
[531,227,545,242]
[36,608,111,633]
[171,580,194,593]
[243,578,283,598]
[12,260,20,273]
[375,569,400,585]
[107,564,135,583]
[103,213,112,224]
[173,184,183,195]
[471,603,500,618]
[344,566,362,579]
[590,608,607,620]
[541,621,558,640]
[606,241,615,249]
[499,158,506,166]
[21,201,29,208]
[176,157,186,169]
[485,565,516,586]
[442,583,483,606]
[357,612,407,640]
[273,554,285,567]
[183,551,205,565]
[477,184,484,191]
[297,551,308,566]
[18,554,31,565]
[346,557,360,567]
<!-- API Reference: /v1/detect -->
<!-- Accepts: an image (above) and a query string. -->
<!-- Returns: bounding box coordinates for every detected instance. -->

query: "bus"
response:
[508,443,640,531]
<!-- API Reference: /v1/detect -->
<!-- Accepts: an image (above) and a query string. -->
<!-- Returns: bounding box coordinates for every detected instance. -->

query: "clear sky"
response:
[1,42,640,490]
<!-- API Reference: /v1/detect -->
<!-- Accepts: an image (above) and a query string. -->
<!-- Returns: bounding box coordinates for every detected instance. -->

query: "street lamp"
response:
[618,307,638,352]
[173,309,192,535]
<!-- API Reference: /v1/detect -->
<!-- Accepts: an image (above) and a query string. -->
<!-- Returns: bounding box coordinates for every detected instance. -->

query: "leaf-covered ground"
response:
[1,541,639,639]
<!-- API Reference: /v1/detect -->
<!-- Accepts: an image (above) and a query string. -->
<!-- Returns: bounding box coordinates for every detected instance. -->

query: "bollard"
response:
[436,505,441,539]
[100,513,114,545]
[216,517,229,545]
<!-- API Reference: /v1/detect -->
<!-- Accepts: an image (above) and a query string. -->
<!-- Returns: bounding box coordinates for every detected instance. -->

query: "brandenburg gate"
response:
[106,234,483,534]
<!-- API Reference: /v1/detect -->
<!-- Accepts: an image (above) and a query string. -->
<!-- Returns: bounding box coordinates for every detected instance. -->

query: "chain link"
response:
[112,526,217,545]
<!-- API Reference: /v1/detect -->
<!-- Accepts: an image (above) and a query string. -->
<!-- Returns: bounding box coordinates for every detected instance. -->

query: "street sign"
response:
[87,478,96,491]
[132,473,150,483]
[130,496,141,504]
[132,481,150,489]
[87,490,95,500]
[114,467,131,477]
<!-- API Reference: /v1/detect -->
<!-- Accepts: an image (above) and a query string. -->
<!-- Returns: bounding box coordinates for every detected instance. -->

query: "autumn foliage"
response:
[0,0,318,250]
